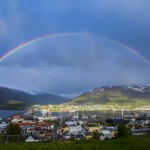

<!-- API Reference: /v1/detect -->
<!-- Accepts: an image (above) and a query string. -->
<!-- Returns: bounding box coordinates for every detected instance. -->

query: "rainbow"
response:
[0,33,90,62]
[0,32,149,65]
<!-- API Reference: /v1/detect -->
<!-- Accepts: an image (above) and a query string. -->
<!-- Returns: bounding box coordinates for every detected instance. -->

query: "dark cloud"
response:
[1,35,150,96]
[0,0,150,96]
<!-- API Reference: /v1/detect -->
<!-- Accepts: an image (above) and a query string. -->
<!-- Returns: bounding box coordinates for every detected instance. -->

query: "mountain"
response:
[71,85,150,106]
[2,85,150,106]
[0,86,69,105]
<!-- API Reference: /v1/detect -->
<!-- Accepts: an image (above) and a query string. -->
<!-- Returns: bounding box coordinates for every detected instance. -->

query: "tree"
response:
[117,124,129,137]
[92,130,100,140]
[6,123,22,135]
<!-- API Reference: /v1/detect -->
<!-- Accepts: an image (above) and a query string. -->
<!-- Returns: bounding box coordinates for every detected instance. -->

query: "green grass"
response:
[0,136,150,150]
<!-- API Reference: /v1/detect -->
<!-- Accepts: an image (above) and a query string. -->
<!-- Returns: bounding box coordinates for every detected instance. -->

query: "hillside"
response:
[71,85,150,106]
[0,86,69,105]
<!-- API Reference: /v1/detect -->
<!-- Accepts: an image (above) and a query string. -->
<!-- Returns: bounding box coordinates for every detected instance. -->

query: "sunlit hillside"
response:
[72,85,150,107]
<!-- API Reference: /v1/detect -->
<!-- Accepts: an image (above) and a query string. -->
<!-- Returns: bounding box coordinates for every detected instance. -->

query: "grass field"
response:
[0,136,150,150]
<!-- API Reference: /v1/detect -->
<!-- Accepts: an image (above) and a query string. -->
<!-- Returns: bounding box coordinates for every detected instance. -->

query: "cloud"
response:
[2,34,147,69]
[0,63,149,96]
[0,34,150,96]
[0,1,150,96]
[94,0,150,23]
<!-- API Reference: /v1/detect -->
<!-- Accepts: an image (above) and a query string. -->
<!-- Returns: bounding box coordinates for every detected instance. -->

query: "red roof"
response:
[13,115,22,119]
[18,122,50,127]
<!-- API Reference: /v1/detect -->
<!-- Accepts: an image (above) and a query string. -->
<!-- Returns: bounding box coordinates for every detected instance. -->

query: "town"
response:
[39,103,150,112]
[0,104,150,143]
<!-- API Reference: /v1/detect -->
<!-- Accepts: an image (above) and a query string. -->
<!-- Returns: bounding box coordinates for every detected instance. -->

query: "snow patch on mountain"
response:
[27,90,42,95]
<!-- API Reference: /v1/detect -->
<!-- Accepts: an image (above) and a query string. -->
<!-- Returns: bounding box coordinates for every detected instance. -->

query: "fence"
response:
[0,134,59,144]
[0,135,27,143]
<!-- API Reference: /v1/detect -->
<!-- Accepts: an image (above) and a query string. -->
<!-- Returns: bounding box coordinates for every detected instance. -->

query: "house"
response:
[43,133,52,141]
[75,134,85,140]
[0,122,7,128]
[123,114,136,121]
[130,128,150,136]
[136,114,150,125]
[85,131,93,140]
[65,121,78,126]
[68,125,83,134]
[63,133,71,140]
[104,126,117,138]
[11,115,24,123]
[106,118,129,126]
[24,116,35,122]
[86,127,100,132]
[83,121,101,132]
[26,136,39,142]
[70,131,85,140]
[100,130,112,140]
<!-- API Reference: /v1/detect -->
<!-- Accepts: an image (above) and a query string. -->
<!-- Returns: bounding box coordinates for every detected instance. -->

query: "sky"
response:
[0,0,150,97]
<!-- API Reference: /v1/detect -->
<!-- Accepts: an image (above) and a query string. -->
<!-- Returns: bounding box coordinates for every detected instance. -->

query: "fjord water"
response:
[0,110,19,119]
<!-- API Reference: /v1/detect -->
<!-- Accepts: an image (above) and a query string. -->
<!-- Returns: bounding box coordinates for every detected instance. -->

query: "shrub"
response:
[117,124,129,137]
[6,123,22,135]
[92,130,100,140]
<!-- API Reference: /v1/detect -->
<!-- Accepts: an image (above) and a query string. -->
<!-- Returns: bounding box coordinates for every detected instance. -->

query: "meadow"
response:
[0,136,150,150]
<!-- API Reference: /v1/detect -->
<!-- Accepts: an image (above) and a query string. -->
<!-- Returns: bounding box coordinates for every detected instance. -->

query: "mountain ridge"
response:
[71,85,150,106]
[0,86,69,105]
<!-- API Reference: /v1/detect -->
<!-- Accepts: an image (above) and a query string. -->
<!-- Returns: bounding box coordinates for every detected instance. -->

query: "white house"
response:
[100,130,112,140]
[0,122,7,128]
[68,125,83,134]
[11,116,24,123]
[26,136,39,142]
[65,121,78,126]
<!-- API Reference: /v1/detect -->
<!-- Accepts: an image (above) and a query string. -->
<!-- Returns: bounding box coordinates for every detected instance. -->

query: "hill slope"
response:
[71,85,150,106]
[0,86,69,105]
